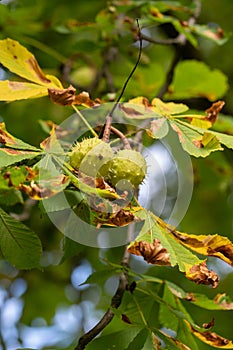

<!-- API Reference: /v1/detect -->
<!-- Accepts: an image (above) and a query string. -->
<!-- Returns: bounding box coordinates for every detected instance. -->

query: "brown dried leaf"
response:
[205,100,225,125]
[96,208,136,228]
[73,91,98,107]
[202,318,215,330]
[185,261,219,288]
[48,85,77,105]
[121,314,132,324]
[128,238,171,266]
[48,86,97,107]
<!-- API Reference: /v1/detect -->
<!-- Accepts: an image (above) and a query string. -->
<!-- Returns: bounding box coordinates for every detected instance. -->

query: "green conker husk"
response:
[69,137,114,176]
[105,149,147,188]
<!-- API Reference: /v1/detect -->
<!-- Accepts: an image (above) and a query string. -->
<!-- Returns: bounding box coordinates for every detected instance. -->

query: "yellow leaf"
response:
[191,118,212,129]
[185,320,233,349]
[0,38,63,102]
[0,38,62,87]
[151,98,189,115]
[172,231,233,267]
[0,81,49,101]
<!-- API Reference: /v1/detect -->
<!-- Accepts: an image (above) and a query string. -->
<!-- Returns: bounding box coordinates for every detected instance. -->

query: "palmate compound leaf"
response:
[0,207,42,269]
[127,209,233,288]
[121,97,233,157]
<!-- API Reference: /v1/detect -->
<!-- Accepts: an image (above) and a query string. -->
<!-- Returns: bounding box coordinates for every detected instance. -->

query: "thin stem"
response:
[72,105,97,137]
[109,19,143,119]
[102,19,143,143]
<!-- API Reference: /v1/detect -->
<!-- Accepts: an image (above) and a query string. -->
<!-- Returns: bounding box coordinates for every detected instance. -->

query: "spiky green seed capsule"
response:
[69,137,114,177]
[69,137,102,169]
[106,149,147,188]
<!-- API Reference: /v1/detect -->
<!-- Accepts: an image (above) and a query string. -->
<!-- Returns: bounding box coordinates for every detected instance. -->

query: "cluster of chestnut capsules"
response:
[69,137,147,189]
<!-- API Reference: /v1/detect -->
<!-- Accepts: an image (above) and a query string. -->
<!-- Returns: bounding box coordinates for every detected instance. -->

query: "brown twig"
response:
[110,126,131,149]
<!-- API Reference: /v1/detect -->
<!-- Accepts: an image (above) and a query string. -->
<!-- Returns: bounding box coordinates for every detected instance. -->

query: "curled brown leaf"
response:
[185,261,219,288]
[48,85,98,107]
[205,100,225,125]
[128,239,171,266]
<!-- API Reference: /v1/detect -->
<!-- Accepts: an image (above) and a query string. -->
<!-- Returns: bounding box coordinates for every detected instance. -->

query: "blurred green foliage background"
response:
[0,0,232,349]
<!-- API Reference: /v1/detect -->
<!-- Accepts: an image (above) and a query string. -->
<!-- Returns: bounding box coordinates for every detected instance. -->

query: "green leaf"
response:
[191,23,230,45]
[186,292,233,311]
[147,118,169,139]
[128,209,202,272]
[81,268,119,286]
[204,129,233,150]
[41,190,84,213]
[177,320,199,350]
[159,283,179,331]
[0,208,42,269]
[60,236,85,264]
[0,148,40,167]
[157,329,192,350]
[170,120,223,157]
[127,328,152,350]
[0,188,23,206]
[167,60,228,101]
[140,333,157,350]
[86,326,142,350]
